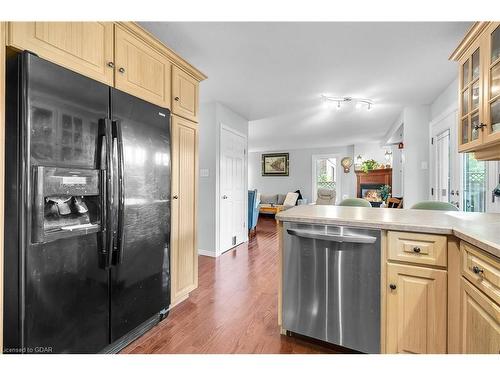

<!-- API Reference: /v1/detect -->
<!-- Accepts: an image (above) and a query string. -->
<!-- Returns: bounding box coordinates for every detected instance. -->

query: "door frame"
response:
[216,123,248,256]
[311,153,341,203]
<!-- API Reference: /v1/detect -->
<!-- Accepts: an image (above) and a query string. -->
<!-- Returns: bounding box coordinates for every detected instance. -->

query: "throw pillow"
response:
[283,192,299,207]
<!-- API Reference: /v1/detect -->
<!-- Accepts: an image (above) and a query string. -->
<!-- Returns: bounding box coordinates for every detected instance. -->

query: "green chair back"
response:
[338,198,372,207]
[410,201,459,211]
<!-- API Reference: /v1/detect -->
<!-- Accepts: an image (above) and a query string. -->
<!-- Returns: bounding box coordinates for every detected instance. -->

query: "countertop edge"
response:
[277,215,500,259]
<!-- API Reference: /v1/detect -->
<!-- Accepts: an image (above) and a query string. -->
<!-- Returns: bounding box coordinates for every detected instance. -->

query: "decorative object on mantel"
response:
[354,155,363,171]
[360,159,379,173]
[398,142,404,149]
[340,157,353,173]
[262,153,289,176]
[384,150,393,168]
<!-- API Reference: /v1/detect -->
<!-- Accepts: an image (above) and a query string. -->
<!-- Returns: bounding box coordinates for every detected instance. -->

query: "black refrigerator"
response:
[4,52,171,353]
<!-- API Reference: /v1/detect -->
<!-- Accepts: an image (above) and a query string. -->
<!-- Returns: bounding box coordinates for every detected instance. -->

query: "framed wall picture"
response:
[262,153,289,176]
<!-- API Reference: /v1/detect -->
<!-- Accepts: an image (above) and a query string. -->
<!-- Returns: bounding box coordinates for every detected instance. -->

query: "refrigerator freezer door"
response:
[4,52,111,353]
[110,89,171,341]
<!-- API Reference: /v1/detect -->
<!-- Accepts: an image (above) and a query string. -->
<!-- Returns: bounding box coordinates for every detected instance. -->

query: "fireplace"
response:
[355,169,392,207]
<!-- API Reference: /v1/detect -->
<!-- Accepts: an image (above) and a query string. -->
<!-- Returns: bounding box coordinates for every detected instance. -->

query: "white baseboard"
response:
[198,249,217,257]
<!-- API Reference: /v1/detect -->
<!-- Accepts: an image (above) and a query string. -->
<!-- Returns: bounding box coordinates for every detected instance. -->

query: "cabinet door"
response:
[114,26,171,108]
[458,37,485,152]
[386,263,447,353]
[460,278,500,353]
[170,115,198,305]
[172,66,199,122]
[483,22,500,145]
[8,22,114,85]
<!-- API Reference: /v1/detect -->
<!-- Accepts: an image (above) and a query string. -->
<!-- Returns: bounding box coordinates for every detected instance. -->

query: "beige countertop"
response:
[276,205,500,258]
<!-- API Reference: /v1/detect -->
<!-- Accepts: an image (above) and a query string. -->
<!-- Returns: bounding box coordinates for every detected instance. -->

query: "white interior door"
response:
[220,126,247,253]
[430,109,460,209]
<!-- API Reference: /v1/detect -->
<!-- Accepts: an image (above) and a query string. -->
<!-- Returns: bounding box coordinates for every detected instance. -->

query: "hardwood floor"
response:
[121,216,338,354]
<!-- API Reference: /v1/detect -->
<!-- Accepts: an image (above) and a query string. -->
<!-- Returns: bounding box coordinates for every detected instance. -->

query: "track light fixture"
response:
[322,95,374,111]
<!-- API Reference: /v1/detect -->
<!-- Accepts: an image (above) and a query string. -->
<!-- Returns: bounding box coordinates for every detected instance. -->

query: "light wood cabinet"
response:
[451,22,500,160]
[114,26,171,109]
[172,66,199,122]
[170,115,198,305]
[386,263,447,353]
[460,278,500,353]
[8,22,114,85]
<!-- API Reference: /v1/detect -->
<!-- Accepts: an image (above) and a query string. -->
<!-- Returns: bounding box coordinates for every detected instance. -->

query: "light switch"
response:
[200,168,209,177]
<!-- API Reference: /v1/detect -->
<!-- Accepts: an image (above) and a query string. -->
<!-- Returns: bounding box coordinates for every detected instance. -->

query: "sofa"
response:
[258,191,301,214]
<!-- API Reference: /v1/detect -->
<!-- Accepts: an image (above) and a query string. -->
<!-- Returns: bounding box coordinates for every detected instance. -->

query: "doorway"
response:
[219,125,247,254]
[311,154,339,203]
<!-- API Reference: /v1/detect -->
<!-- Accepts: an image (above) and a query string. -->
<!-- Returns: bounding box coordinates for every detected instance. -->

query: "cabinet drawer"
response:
[461,242,500,305]
[387,231,447,267]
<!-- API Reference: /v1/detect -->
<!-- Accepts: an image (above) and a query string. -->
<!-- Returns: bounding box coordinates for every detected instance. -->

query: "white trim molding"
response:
[198,249,217,258]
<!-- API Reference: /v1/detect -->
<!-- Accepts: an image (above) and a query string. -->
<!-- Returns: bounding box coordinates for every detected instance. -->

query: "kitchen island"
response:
[276,205,500,354]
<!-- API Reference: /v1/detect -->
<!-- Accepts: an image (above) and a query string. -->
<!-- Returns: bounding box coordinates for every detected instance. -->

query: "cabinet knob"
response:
[172,195,178,200]
[107,62,115,68]
[389,284,397,290]
[118,67,125,74]
[472,265,484,275]
[174,96,180,101]
[413,246,421,253]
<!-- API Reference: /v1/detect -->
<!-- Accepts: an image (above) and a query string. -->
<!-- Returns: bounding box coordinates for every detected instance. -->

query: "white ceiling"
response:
[141,22,470,151]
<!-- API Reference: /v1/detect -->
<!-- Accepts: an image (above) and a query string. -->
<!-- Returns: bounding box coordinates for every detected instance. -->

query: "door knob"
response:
[389,284,397,290]
[118,67,125,74]
[473,123,487,131]
[172,195,178,200]
[222,195,228,199]
[107,62,115,68]
[174,97,180,101]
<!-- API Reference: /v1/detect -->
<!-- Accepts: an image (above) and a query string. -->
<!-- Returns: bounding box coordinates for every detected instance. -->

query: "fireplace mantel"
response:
[355,168,392,200]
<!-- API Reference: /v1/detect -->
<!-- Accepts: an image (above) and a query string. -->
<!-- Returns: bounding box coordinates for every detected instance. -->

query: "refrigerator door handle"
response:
[97,118,114,268]
[112,119,125,265]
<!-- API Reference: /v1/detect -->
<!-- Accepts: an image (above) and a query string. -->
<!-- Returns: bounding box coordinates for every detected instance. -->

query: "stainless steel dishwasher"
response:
[282,222,381,353]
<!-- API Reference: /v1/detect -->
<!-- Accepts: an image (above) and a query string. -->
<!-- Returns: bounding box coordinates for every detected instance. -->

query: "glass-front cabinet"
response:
[458,40,483,151]
[452,22,500,160]
[484,23,500,144]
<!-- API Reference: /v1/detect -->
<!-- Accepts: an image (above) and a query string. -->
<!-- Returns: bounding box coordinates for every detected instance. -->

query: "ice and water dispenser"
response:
[32,166,103,243]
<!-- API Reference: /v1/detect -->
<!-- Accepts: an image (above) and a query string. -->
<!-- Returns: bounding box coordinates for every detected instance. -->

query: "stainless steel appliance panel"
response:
[283,222,381,353]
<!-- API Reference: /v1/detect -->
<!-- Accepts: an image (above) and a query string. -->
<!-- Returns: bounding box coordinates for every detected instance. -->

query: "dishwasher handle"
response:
[287,228,377,244]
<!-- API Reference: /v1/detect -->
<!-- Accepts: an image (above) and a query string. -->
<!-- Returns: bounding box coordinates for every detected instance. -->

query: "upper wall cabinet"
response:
[8,22,114,85]
[114,26,171,109]
[172,66,199,122]
[451,22,500,160]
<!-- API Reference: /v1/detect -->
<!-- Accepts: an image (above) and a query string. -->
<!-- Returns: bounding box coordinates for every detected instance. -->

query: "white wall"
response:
[431,78,458,120]
[198,102,249,256]
[249,145,356,203]
[403,106,430,208]
[354,142,390,166]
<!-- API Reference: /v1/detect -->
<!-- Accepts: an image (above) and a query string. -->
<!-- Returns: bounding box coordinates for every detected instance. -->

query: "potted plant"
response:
[378,184,391,203]
[361,159,379,173]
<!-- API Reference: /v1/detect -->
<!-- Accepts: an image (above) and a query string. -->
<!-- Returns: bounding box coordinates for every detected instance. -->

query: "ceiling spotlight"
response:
[367,103,372,111]
[336,101,341,110]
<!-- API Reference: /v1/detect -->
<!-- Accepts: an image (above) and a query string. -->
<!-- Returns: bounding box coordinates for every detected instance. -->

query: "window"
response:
[462,153,487,212]
[312,154,338,202]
